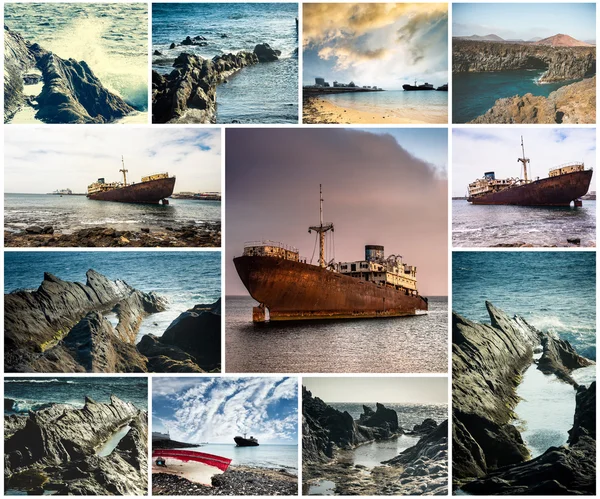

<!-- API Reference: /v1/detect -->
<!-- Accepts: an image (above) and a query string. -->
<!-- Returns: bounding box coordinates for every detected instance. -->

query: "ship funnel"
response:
[365,245,384,262]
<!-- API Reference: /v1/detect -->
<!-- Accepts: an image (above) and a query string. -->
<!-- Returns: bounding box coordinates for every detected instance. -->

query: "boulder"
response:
[254,43,280,62]
[413,418,438,435]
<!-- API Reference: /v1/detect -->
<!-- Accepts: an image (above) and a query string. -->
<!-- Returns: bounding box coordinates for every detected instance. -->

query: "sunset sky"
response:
[303,3,448,89]
[226,128,448,297]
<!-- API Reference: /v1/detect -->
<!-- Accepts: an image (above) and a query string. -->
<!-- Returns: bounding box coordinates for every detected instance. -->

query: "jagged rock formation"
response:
[453,302,595,494]
[357,403,399,431]
[413,418,438,435]
[453,40,596,82]
[5,396,148,495]
[470,77,596,124]
[152,44,281,124]
[4,24,134,123]
[5,269,166,373]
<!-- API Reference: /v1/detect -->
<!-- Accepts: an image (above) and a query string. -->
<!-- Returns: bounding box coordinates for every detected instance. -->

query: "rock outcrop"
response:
[5,396,148,495]
[470,76,595,124]
[4,24,135,123]
[358,403,399,432]
[453,301,595,494]
[453,40,596,82]
[152,44,281,124]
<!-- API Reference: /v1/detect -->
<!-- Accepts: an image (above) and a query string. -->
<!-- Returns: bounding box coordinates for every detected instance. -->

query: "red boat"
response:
[152,449,232,485]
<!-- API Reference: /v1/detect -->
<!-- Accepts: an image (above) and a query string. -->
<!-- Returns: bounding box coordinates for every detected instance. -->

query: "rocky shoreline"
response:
[5,223,221,248]
[4,25,136,124]
[453,301,596,494]
[5,396,148,495]
[302,388,448,495]
[491,238,596,248]
[153,466,298,495]
[5,270,221,373]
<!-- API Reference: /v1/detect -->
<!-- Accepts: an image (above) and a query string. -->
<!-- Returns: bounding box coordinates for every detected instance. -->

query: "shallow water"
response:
[338,435,421,468]
[97,425,131,457]
[452,200,596,247]
[226,296,448,373]
[307,480,336,495]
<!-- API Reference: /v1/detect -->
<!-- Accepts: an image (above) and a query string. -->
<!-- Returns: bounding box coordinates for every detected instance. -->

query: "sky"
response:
[303,3,448,89]
[226,128,448,297]
[4,128,221,194]
[453,3,596,42]
[152,377,298,444]
[452,128,596,197]
[303,377,448,404]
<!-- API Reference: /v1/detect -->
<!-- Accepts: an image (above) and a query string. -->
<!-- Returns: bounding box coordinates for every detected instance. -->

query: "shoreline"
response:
[303,95,447,125]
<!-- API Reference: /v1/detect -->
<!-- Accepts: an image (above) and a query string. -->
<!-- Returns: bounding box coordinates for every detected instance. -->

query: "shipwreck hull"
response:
[468,170,593,206]
[233,256,428,321]
[87,177,176,204]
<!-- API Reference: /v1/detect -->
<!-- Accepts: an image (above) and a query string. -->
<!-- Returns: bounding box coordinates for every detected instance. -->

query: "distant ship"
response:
[87,157,176,205]
[436,84,448,91]
[467,137,593,206]
[51,188,72,195]
[402,81,435,91]
[234,434,259,447]
[233,185,428,322]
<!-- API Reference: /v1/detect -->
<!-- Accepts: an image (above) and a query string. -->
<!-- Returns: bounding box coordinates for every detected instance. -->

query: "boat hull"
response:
[87,177,176,204]
[233,256,428,321]
[402,85,435,91]
[468,170,592,206]
[234,437,259,447]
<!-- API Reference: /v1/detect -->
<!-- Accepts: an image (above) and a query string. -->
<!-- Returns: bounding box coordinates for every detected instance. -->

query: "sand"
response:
[303,96,448,125]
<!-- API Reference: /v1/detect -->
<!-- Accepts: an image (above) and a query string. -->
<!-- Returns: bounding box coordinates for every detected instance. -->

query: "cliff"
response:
[453,302,595,494]
[453,40,596,82]
[470,76,595,124]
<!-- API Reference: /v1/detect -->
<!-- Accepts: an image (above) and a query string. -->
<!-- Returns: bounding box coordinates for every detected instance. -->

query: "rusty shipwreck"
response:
[467,137,593,206]
[233,186,428,322]
[87,157,176,204]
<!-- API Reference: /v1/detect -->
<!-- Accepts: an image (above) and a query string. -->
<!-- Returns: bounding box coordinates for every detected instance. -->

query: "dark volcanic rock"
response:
[385,419,448,466]
[254,43,280,62]
[413,418,438,435]
[4,25,36,122]
[137,334,205,372]
[538,333,594,386]
[358,403,399,431]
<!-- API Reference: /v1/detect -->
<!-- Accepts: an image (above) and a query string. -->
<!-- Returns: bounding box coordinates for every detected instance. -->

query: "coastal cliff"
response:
[469,76,595,124]
[4,25,134,123]
[453,40,596,82]
[5,270,221,373]
[5,396,148,495]
[453,302,595,494]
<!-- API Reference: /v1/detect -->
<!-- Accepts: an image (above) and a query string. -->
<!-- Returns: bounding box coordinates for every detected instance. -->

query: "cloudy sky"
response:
[453,3,596,42]
[153,377,298,444]
[303,3,448,89]
[4,128,221,194]
[304,377,448,404]
[452,128,596,197]
[226,128,448,297]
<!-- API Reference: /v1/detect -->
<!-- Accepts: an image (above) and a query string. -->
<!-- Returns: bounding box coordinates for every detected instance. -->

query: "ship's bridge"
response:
[243,241,301,262]
[549,162,585,178]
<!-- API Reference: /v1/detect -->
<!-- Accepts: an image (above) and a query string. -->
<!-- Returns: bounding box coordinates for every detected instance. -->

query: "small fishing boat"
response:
[152,449,232,485]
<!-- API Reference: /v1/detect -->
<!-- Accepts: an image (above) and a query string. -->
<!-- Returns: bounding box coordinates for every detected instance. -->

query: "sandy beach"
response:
[303,96,448,125]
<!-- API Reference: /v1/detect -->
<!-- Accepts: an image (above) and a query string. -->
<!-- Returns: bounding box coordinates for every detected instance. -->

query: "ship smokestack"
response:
[365,245,384,262]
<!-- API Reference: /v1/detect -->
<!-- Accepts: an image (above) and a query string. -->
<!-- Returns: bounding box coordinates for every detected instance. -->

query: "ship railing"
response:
[549,161,584,172]
[243,240,299,253]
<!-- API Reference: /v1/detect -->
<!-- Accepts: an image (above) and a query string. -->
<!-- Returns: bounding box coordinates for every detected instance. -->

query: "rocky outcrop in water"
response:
[453,40,596,82]
[5,396,148,495]
[152,43,281,124]
[358,403,399,432]
[453,301,595,494]
[4,25,135,123]
[469,76,595,124]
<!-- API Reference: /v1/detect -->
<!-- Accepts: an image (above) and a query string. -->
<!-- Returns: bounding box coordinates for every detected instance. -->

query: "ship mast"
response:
[119,156,128,186]
[308,184,334,268]
[517,136,530,183]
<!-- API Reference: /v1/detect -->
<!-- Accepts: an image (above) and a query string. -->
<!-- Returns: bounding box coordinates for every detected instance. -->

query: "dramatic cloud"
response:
[226,128,448,297]
[153,377,298,444]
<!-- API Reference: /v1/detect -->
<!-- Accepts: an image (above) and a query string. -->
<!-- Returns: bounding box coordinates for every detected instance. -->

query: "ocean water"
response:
[152,3,298,124]
[4,3,148,116]
[172,444,298,473]
[453,252,596,360]
[4,194,221,234]
[322,90,448,123]
[330,402,447,429]
[452,70,583,123]
[4,377,148,413]
[452,200,596,247]
[4,251,221,341]
[226,296,448,373]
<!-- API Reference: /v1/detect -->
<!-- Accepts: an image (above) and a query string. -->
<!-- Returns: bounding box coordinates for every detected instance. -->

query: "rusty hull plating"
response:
[87,177,176,204]
[234,255,428,321]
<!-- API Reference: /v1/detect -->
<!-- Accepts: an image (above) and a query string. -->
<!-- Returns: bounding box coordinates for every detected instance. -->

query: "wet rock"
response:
[254,43,280,62]
[137,334,205,372]
[413,418,438,435]
[169,42,176,49]
[358,403,398,431]
[4,25,37,122]
[153,50,162,56]
[25,225,44,234]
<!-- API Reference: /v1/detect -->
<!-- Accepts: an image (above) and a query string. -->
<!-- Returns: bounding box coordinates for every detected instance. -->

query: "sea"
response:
[4,377,148,414]
[452,200,596,247]
[452,70,582,123]
[152,3,298,124]
[4,3,148,122]
[453,251,596,360]
[175,444,298,473]
[4,251,221,342]
[322,90,447,123]
[225,296,448,373]
[4,193,221,235]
